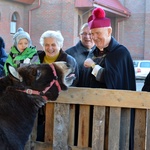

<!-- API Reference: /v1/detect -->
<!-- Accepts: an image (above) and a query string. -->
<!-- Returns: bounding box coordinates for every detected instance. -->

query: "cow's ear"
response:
[6,63,23,82]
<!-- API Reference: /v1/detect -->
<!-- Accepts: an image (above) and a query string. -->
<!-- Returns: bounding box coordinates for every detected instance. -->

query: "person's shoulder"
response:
[66,53,78,65]
[117,44,131,55]
[65,46,76,53]
[67,53,75,59]
[65,41,82,53]
[9,46,18,54]
[37,50,45,57]
[37,50,43,53]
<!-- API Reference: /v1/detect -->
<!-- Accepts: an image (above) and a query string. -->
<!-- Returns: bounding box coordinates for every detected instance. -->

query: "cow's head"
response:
[7,61,76,100]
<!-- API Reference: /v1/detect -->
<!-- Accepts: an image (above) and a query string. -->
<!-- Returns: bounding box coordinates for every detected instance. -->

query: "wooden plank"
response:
[134,109,146,150]
[24,135,31,150]
[104,107,109,150]
[119,108,130,150]
[25,114,38,150]
[53,103,70,149]
[70,146,92,150]
[78,105,90,147]
[32,141,52,150]
[108,107,121,150]
[31,114,38,141]
[45,103,54,143]
[27,88,150,149]
[68,104,76,145]
[146,109,150,150]
[55,87,150,109]
[92,106,105,150]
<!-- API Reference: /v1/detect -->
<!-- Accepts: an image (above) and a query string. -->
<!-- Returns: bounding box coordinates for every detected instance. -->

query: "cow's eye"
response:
[36,70,41,80]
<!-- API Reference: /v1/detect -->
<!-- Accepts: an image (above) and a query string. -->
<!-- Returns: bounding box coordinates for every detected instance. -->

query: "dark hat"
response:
[13,27,32,47]
[88,7,111,29]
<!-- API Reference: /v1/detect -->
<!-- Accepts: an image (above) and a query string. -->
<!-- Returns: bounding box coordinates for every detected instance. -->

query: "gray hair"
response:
[40,30,64,48]
[80,23,89,34]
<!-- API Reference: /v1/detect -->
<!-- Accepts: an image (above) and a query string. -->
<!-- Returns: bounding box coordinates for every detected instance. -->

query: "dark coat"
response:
[65,41,95,87]
[142,73,150,91]
[38,49,79,86]
[0,37,8,77]
[85,36,136,90]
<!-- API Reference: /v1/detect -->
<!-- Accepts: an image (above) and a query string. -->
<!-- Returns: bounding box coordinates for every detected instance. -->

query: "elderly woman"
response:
[37,30,79,141]
[38,30,78,85]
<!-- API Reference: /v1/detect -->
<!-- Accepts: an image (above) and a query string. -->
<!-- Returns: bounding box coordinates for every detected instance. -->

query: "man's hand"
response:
[84,58,95,68]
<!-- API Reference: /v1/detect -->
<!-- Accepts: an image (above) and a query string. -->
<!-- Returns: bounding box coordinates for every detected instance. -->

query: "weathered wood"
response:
[25,115,38,150]
[31,141,52,150]
[146,110,150,150]
[70,146,92,150]
[134,109,146,150]
[56,88,150,109]
[119,108,130,150]
[92,106,105,150]
[45,103,54,143]
[108,107,121,150]
[68,104,76,145]
[53,103,70,150]
[78,105,90,147]
[104,107,109,150]
[26,87,150,150]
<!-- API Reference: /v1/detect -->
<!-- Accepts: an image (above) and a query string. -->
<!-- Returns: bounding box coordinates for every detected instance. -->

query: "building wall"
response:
[123,0,146,59]
[26,0,78,50]
[118,0,150,59]
[144,0,150,60]
[0,0,150,60]
[0,0,25,52]
[0,0,78,52]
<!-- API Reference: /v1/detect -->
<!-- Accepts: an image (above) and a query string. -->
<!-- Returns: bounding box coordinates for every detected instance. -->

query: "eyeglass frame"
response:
[80,32,92,36]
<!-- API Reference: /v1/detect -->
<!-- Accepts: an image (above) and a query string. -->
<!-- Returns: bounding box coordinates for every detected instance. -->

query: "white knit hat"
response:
[13,27,32,47]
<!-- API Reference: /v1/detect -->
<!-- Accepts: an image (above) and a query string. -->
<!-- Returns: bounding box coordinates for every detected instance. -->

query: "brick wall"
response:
[0,0,25,52]
[0,0,150,59]
[27,0,78,50]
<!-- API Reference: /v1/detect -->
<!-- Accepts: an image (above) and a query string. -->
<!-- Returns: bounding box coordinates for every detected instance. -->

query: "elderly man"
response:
[66,23,95,87]
[84,7,136,150]
[84,7,136,90]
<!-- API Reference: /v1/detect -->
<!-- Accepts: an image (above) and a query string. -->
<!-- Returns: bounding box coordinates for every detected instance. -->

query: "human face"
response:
[43,37,60,57]
[79,26,95,49]
[91,27,112,50]
[17,38,29,52]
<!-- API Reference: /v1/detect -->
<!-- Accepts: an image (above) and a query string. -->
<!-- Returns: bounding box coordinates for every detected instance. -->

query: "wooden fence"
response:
[25,87,150,150]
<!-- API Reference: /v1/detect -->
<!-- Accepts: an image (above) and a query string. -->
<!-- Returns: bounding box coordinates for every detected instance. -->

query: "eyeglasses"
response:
[80,32,92,36]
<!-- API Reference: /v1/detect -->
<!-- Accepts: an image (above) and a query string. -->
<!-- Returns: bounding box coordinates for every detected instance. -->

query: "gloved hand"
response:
[23,58,31,64]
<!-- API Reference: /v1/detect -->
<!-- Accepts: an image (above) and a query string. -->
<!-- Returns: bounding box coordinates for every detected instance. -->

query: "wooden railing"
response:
[25,87,150,150]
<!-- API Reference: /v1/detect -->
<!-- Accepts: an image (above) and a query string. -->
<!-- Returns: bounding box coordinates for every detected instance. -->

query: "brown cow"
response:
[0,62,75,150]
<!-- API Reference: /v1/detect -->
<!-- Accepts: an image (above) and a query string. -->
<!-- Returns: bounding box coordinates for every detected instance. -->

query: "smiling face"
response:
[79,26,95,49]
[43,37,60,58]
[91,27,112,50]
